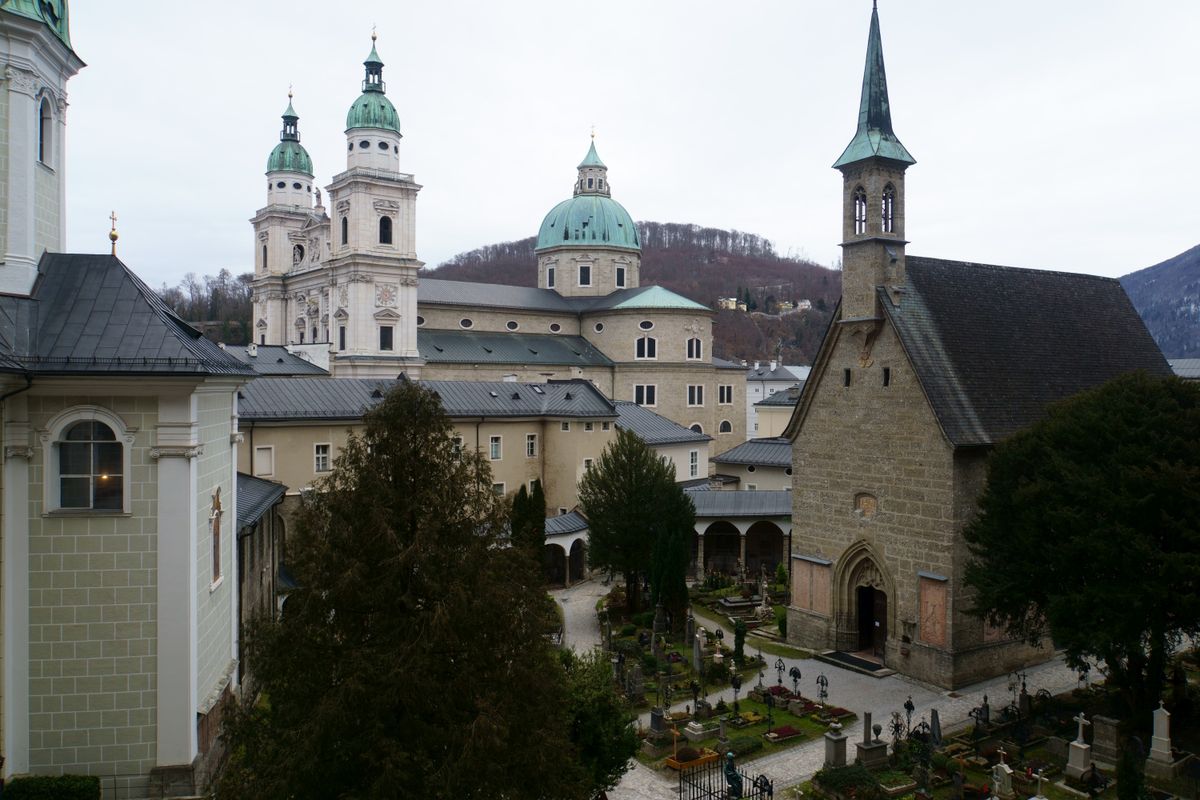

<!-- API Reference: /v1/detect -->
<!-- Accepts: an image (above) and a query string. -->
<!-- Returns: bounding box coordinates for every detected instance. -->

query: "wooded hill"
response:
[1120,243,1200,358]
[428,222,841,365]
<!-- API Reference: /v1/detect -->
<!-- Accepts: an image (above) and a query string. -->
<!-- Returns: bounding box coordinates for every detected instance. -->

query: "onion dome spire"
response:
[363,29,385,93]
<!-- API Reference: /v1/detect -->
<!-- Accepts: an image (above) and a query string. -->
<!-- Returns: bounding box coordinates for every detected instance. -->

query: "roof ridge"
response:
[908,255,1121,284]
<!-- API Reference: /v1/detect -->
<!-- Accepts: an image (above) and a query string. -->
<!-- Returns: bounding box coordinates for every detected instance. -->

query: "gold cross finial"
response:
[371,24,377,42]
[109,211,119,256]
[288,83,293,100]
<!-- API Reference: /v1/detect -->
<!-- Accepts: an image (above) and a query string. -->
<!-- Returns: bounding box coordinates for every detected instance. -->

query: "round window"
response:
[639,320,654,331]
[747,465,757,473]
[292,182,302,190]
[378,141,389,150]
[506,321,519,331]
[460,318,474,329]
[359,140,370,149]
[549,323,562,333]
[416,316,425,327]
[594,323,605,333]
[785,467,793,476]
[276,181,285,189]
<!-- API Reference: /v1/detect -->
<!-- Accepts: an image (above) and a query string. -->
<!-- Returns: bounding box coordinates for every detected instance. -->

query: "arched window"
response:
[635,336,657,360]
[882,184,896,234]
[686,337,703,360]
[341,216,349,245]
[379,216,393,245]
[38,98,51,164]
[719,420,733,434]
[261,245,267,271]
[42,407,133,514]
[853,186,867,235]
[690,424,704,434]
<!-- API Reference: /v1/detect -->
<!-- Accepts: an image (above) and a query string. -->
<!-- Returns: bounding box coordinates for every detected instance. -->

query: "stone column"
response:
[563,544,571,587]
[3,66,40,293]
[696,529,705,575]
[739,533,747,572]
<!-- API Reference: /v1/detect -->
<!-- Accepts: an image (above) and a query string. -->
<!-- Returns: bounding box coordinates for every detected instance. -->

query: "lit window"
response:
[526,433,537,457]
[635,336,657,360]
[489,436,502,460]
[314,443,331,473]
[634,385,657,406]
[57,420,123,510]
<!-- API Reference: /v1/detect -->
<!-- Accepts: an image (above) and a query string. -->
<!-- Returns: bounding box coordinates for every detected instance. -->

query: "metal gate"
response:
[679,755,774,799]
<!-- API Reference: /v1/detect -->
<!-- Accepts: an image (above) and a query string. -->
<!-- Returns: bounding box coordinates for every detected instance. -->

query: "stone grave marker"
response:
[855,712,888,769]
[825,721,848,768]
[992,760,1015,800]
[1091,716,1120,764]
[1065,712,1093,780]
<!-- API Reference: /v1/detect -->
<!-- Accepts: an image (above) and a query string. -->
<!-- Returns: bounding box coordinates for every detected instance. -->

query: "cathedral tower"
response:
[0,0,84,294]
[834,1,915,322]
[535,139,641,298]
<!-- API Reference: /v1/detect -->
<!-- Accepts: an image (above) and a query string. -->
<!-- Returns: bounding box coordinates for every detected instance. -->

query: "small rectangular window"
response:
[338,326,346,351]
[616,266,626,288]
[843,368,852,387]
[558,507,568,515]
[489,436,502,460]
[584,422,594,432]
[314,443,331,473]
[584,458,594,471]
[253,446,274,477]
[561,421,570,432]
[298,330,305,344]
[547,266,555,288]
[602,421,611,431]
[634,385,657,406]
[689,450,699,478]
[526,433,537,457]
[579,264,592,287]
[492,483,505,496]
[883,367,891,387]
[746,483,758,491]
[379,326,394,351]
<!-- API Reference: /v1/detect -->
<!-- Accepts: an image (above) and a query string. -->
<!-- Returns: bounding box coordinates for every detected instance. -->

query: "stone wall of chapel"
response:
[786,321,961,685]
[24,394,160,777]
[538,249,640,297]
[1,85,9,259]
[416,306,580,336]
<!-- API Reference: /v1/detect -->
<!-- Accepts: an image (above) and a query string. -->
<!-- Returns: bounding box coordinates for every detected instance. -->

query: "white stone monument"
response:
[1149,701,1173,764]
[1028,769,1046,800]
[992,760,1015,800]
[1065,712,1093,780]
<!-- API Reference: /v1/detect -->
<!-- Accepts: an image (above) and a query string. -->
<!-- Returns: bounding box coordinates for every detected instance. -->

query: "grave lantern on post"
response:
[775,658,786,687]
[790,666,802,697]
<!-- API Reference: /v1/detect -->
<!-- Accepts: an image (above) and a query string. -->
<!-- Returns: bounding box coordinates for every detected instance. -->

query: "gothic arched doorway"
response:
[856,585,887,657]
[834,541,894,659]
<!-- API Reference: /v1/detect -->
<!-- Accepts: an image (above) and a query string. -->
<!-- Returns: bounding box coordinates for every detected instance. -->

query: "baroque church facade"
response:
[784,5,1170,688]
[250,39,748,452]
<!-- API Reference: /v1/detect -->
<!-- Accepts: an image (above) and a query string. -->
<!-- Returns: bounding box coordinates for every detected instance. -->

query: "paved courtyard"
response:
[553,579,1090,800]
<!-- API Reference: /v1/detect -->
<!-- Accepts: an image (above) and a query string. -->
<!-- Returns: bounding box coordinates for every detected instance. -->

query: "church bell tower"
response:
[834,1,915,322]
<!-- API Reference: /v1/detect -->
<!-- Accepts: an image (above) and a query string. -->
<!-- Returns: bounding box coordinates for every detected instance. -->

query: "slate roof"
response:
[686,490,792,518]
[1169,359,1200,380]
[746,364,809,383]
[712,437,792,468]
[713,356,748,371]
[613,401,712,446]
[239,377,614,421]
[419,279,575,313]
[418,329,612,367]
[236,473,286,530]
[220,344,329,376]
[575,285,710,312]
[545,511,589,536]
[755,383,805,407]
[0,254,254,377]
[880,256,1171,447]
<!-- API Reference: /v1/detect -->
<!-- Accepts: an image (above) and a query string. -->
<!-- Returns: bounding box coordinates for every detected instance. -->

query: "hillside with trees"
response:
[158,269,253,345]
[428,222,841,365]
[1120,243,1200,357]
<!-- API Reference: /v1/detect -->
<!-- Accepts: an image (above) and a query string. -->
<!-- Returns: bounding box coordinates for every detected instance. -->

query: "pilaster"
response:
[2,398,32,776]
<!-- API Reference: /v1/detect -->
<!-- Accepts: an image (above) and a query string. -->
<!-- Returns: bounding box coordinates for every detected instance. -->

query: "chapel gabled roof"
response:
[880,257,1171,447]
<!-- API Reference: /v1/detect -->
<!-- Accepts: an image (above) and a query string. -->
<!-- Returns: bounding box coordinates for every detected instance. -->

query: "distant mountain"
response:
[425,222,841,365]
[1120,244,1200,358]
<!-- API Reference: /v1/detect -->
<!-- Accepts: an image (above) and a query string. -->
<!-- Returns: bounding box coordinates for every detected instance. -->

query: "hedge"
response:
[5,775,101,800]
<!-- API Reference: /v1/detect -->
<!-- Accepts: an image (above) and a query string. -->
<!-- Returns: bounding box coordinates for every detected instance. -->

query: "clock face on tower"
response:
[375,283,398,308]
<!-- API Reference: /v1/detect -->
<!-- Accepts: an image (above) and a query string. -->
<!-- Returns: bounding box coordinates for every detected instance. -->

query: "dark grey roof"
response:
[0,254,254,376]
[746,364,807,382]
[419,279,575,313]
[755,383,805,407]
[545,510,588,535]
[713,437,792,468]
[613,401,712,446]
[418,329,612,366]
[1169,359,1200,380]
[422,379,615,418]
[712,356,748,371]
[882,256,1172,447]
[220,344,329,376]
[236,472,286,530]
[686,490,792,518]
[239,377,613,421]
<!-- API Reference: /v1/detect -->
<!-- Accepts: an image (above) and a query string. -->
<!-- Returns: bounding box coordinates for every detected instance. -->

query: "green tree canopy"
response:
[561,649,639,791]
[579,427,695,617]
[510,480,547,558]
[218,382,596,799]
[964,372,1200,721]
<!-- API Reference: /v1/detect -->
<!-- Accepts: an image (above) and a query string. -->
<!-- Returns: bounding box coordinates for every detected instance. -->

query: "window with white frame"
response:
[547,266,556,288]
[492,483,505,496]
[687,385,704,406]
[690,424,704,434]
[578,263,592,286]
[55,419,124,511]
[616,265,626,288]
[526,433,538,457]
[379,326,394,351]
[451,436,464,459]
[635,336,657,360]
[746,483,758,491]
[718,385,734,404]
[561,421,571,432]
[583,458,594,471]
[634,384,657,406]
[689,450,699,478]
[602,421,611,431]
[686,337,703,360]
[314,443,331,473]
[584,422,594,432]
[489,435,502,460]
[254,446,275,477]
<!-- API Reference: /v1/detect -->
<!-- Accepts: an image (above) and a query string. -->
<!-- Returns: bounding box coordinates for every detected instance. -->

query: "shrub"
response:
[705,659,730,684]
[814,764,882,794]
[5,775,101,800]
[775,607,788,638]
[727,736,763,757]
[676,746,701,762]
[633,611,655,628]
[775,562,788,586]
[620,623,636,637]
[642,654,659,674]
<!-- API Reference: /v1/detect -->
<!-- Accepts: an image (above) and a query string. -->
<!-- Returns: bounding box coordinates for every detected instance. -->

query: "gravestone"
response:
[695,699,713,719]
[1065,712,1093,780]
[1019,688,1032,719]
[992,761,1015,800]
[930,708,943,747]
[1030,769,1047,800]
[685,720,709,743]
[627,663,644,697]
[718,717,730,752]
[1149,701,1172,764]
[1091,716,1120,765]
[650,706,666,733]
[855,712,889,769]
[825,721,849,768]
[653,600,667,634]
[693,631,703,674]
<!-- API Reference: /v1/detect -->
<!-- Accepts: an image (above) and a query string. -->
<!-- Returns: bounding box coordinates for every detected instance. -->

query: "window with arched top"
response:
[379,216,393,245]
[719,420,733,434]
[686,337,703,360]
[882,184,896,234]
[42,407,134,513]
[690,423,704,434]
[38,98,51,164]
[853,186,867,235]
[635,336,657,360]
[340,216,349,245]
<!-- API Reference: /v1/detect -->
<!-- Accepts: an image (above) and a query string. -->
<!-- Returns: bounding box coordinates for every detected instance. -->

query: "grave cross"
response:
[996,745,1007,764]
[1035,769,1045,798]
[1074,711,1091,744]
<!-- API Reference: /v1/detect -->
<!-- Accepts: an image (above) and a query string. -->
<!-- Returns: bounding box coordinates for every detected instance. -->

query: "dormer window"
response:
[587,177,594,188]
[854,186,867,235]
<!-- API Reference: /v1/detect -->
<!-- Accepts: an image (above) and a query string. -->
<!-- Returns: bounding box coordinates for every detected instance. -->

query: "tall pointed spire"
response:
[833,2,915,169]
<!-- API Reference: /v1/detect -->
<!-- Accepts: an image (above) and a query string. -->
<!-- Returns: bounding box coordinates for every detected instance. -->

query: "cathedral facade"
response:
[250,40,747,452]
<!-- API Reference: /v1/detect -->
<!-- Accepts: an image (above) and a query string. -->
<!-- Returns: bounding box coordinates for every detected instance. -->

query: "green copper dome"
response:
[346,92,400,133]
[267,141,313,175]
[536,195,640,253]
[1,0,74,51]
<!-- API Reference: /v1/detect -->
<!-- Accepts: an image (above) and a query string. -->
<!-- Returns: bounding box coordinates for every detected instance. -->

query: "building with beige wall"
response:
[753,386,802,438]
[784,4,1170,688]
[712,438,791,492]
[248,44,746,454]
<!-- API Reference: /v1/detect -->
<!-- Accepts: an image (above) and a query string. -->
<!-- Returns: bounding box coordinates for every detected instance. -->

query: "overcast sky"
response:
[62,1,1199,289]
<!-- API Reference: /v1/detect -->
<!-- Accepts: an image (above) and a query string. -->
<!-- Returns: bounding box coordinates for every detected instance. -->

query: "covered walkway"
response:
[686,490,792,579]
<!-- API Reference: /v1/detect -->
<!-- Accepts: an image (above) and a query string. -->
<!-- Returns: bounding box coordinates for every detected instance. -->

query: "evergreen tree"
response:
[510,481,548,572]
[218,382,593,799]
[562,649,639,792]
